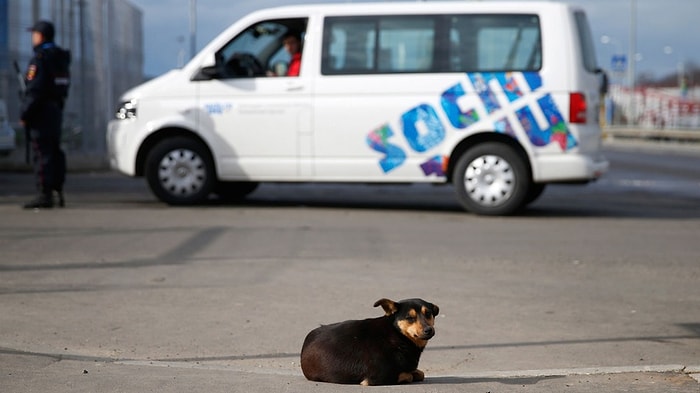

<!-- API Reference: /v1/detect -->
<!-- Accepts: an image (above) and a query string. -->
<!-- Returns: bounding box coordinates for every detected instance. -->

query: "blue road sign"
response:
[611,54,627,72]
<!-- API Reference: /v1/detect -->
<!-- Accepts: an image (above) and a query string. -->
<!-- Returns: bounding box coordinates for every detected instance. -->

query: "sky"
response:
[135,0,699,83]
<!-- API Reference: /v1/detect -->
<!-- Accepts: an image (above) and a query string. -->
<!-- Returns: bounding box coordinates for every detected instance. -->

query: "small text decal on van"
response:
[367,72,577,176]
[204,102,233,115]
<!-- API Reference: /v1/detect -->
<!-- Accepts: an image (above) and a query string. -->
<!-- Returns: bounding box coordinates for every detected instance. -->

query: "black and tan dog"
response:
[300,298,439,386]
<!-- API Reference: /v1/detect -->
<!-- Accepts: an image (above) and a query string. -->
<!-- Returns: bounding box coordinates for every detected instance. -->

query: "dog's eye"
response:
[406,316,417,323]
[424,311,433,318]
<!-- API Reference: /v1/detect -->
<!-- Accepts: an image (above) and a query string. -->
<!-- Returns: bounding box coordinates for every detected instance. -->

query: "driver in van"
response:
[283,31,302,76]
[269,30,302,76]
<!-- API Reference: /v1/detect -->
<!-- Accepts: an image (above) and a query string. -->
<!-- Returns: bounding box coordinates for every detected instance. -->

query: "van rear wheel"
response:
[145,137,215,205]
[453,143,530,215]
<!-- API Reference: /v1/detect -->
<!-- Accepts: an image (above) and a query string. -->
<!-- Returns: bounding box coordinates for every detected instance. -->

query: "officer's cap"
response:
[28,20,55,42]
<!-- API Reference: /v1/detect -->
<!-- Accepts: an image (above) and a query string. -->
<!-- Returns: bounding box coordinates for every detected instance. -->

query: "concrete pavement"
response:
[1,201,699,392]
[2,350,699,392]
[1,138,700,392]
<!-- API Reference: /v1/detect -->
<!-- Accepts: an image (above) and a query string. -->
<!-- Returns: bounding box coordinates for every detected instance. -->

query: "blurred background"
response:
[0,0,698,168]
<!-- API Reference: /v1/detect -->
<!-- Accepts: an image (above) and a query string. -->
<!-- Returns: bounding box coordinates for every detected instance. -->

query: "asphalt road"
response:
[0,140,699,392]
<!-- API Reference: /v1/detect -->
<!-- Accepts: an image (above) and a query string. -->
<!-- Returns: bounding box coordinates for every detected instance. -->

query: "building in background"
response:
[0,0,143,160]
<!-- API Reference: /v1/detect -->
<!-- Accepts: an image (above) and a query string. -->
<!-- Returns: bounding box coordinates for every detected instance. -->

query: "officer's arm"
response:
[20,56,50,122]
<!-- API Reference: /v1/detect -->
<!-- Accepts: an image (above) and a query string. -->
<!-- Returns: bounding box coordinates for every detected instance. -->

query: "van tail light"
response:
[569,92,587,124]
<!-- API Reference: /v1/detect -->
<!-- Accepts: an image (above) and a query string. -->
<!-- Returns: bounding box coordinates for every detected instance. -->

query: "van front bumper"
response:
[107,119,139,176]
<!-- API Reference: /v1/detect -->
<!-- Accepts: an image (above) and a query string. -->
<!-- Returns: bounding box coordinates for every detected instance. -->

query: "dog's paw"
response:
[411,369,425,382]
[397,372,414,384]
[398,369,425,384]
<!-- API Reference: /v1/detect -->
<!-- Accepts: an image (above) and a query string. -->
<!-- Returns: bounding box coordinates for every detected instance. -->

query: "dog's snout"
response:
[423,326,434,337]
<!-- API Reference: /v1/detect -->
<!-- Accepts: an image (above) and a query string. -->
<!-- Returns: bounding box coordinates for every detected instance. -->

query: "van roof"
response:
[186,1,581,74]
[245,1,577,17]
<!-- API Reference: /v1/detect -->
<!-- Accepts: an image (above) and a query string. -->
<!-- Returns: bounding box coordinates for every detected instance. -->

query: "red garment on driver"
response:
[287,53,301,76]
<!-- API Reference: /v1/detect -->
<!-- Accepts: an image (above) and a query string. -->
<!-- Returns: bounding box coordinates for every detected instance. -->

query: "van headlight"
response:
[115,99,137,120]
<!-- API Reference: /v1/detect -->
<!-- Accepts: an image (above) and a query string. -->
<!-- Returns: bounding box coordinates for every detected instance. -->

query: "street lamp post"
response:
[628,0,637,125]
[664,46,687,98]
[190,0,197,61]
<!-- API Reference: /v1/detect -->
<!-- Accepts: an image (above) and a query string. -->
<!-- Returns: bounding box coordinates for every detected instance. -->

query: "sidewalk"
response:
[603,130,700,155]
[2,352,699,393]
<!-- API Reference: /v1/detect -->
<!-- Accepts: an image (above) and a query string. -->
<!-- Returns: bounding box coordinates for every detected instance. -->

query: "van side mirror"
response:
[192,65,219,81]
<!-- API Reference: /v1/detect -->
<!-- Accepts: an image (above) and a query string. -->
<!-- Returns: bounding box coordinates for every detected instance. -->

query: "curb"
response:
[115,359,700,383]
[433,364,693,379]
[604,127,700,141]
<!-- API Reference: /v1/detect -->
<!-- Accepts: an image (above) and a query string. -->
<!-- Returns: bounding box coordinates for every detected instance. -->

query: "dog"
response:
[300,298,439,386]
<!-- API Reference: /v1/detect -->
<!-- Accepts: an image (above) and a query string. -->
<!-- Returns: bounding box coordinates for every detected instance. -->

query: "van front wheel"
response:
[453,143,530,215]
[145,137,215,205]
[216,181,259,202]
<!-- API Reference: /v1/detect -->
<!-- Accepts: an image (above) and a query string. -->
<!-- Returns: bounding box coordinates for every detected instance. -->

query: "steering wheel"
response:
[233,53,265,77]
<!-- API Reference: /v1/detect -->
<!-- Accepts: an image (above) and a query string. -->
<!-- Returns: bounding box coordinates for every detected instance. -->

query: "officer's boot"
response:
[55,189,65,208]
[23,191,54,209]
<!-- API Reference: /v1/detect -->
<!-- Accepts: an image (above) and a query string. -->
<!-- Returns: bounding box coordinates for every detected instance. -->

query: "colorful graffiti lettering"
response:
[401,104,446,153]
[499,73,524,102]
[523,72,543,90]
[420,155,449,176]
[441,83,480,129]
[538,94,578,150]
[366,124,406,173]
[366,71,578,175]
[468,73,501,114]
[516,106,548,146]
[495,117,516,137]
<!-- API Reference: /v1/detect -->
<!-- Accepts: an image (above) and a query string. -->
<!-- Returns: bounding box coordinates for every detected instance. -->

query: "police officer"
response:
[20,20,69,209]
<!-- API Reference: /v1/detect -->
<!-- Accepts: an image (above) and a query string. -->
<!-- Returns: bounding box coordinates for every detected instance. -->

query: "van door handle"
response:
[286,81,304,91]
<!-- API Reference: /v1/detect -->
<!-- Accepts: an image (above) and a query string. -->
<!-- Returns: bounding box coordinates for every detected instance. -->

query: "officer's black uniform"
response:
[20,21,69,209]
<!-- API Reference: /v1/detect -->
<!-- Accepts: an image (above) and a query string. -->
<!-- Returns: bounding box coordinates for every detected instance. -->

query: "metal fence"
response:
[606,85,700,130]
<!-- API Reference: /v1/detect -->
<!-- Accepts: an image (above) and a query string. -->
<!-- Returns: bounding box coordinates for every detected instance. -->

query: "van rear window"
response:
[322,14,541,75]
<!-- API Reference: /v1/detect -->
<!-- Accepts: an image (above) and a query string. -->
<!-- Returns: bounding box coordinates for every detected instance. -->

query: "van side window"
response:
[322,14,541,75]
[214,18,307,78]
[324,19,376,72]
[323,16,435,74]
[573,11,598,73]
[450,15,541,72]
[378,17,435,72]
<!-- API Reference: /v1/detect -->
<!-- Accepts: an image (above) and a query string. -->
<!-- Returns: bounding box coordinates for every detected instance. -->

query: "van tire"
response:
[145,137,215,205]
[453,143,530,215]
[216,181,259,201]
[525,183,546,205]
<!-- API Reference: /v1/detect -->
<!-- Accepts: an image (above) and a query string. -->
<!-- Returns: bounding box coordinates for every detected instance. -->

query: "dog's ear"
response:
[431,303,439,317]
[374,298,398,315]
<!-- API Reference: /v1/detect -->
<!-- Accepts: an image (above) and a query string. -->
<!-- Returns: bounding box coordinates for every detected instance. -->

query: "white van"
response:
[107,1,608,215]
